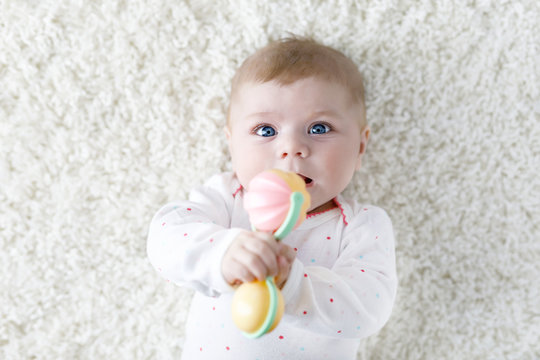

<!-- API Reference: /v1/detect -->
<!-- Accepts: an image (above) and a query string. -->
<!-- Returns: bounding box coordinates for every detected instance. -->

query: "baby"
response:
[147,37,397,360]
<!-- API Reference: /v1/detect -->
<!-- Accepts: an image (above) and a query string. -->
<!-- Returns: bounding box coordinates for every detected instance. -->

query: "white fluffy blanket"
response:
[1,1,538,359]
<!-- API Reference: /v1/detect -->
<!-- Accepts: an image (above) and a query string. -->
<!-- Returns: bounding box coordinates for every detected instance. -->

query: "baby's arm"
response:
[281,206,397,339]
[147,174,295,296]
[147,175,246,296]
[147,202,240,296]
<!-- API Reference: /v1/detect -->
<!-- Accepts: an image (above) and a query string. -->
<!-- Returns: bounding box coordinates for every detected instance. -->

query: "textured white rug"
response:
[1,1,539,359]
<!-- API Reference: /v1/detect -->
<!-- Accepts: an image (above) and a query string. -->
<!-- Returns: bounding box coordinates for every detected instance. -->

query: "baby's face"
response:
[226,77,369,213]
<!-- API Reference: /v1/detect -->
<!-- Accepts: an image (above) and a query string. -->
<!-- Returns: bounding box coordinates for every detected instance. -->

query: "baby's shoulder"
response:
[188,172,241,206]
[199,172,241,195]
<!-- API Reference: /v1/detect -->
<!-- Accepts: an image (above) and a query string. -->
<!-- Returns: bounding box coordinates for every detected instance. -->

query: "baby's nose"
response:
[281,150,306,159]
[279,136,309,159]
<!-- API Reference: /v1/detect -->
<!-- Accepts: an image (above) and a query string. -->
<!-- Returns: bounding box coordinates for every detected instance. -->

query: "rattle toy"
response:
[231,169,310,338]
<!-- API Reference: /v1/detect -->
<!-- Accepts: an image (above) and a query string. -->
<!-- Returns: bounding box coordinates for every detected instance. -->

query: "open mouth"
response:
[297,174,313,187]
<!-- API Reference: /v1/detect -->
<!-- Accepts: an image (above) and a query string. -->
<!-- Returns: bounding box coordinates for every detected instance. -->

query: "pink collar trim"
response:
[306,198,348,226]
[232,185,243,198]
[306,202,338,218]
[334,197,349,226]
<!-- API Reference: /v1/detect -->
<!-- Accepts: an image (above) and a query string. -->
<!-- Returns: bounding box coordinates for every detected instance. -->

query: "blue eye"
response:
[255,125,276,137]
[309,123,331,134]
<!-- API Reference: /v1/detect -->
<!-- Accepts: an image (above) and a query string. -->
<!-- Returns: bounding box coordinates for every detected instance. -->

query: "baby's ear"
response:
[224,126,234,156]
[224,126,232,140]
[355,126,370,170]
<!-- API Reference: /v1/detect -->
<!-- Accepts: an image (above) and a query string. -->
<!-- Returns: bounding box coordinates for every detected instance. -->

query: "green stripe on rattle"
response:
[274,192,305,240]
[242,276,279,339]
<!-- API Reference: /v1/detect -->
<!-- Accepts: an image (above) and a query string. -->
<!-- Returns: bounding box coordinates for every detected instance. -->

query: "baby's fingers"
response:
[221,231,281,285]
[226,258,257,284]
[241,239,279,280]
[275,255,293,289]
[278,243,296,263]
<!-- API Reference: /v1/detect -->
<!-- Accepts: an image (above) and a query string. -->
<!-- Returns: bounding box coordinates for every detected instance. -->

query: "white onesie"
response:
[147,172,397,360]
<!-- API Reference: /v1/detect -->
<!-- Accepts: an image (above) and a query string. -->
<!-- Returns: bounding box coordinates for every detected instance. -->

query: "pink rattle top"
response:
[244,169,310,234]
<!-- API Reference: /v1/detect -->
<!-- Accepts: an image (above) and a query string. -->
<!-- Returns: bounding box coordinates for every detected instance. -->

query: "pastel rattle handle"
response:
[240,191,306,338]
[234,170,309,338]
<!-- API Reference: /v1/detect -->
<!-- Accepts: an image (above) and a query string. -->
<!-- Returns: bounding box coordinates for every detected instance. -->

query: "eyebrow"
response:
[244,109,344,122]
[310,109,343,120]
[312,110,336,116]
[247,111,275,118]
[248,110,340,117]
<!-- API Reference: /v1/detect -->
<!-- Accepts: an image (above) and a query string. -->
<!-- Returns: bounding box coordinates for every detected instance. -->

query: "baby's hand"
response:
[222,231,295,289]
[274,241,296,289]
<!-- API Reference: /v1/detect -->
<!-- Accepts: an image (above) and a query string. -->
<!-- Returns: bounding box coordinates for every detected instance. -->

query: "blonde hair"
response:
[227,37,366,127]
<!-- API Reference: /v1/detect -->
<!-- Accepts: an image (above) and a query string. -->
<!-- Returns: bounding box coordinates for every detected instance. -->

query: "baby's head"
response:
[226,37,370,213]
[227,37,366,128]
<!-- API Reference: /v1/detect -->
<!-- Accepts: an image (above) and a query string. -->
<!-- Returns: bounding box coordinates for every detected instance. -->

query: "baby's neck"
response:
[308,199,338,215]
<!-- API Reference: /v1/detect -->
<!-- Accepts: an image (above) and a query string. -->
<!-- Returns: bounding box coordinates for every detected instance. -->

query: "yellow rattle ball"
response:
[231,278,285,338]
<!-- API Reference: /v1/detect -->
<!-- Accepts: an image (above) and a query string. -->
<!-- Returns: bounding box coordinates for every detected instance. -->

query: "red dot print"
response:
[326,236,331,240]
[337,330,342,334]
[330,298,334,303]
[187,208,192,211]
[361,269,365,272]
[303,311,307,315]
[294,248,298,252]
[200,347,202,351]
[212,307,216,311]
[226,346,230,350]
[279,335,284,339]
[184,233,188,237]
[304,273,308,277]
